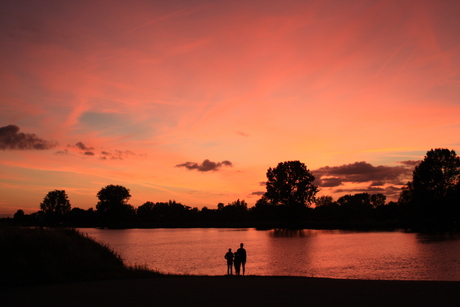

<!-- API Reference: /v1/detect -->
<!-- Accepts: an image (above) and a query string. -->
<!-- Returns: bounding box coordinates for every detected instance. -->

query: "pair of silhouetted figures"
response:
[224,243,247,275]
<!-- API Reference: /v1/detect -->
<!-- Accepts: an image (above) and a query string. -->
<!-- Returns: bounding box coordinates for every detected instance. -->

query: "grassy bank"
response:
[0,226,161,287]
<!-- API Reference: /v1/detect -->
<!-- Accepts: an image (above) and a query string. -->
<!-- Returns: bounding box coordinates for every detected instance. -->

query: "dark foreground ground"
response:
[2,276,460,307]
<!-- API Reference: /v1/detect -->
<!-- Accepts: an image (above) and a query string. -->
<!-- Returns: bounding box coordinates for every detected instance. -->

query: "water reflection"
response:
[270,229,309,237]
[80,228,460,281]
[416,232,460,243]
[414,231,460,281]
[267,229,313,276]
[270,228,342,237]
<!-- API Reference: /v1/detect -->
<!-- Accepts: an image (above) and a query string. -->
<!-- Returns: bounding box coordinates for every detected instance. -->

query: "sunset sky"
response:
[1,0,459,216]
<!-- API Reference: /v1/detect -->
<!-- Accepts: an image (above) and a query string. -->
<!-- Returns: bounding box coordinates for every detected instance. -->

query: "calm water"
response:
[80,228,460,281]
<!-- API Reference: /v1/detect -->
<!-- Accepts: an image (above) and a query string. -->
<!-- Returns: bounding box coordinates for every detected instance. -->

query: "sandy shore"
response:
[2,276,460,306]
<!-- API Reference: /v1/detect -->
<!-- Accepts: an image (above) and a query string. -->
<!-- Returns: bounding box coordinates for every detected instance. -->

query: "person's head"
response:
[240,243,244,248]
[228,248,232,252]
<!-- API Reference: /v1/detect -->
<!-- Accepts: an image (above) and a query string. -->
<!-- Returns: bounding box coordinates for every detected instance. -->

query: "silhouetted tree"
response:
[198,206,217,225]
[40,190,71,225]
[313,196,340,224]
[96,185,133,227]
[400,148,460,227]
[370,194,386,209]
[155,200,191,224]
[313,196,341,224]
[219,199,249,224]
[68,207,97,227]
[227,199,248,211]
[250,197,284,226]
[374,201,402,225]
[337,193,372,210]
[264,161,318,224]
[137,200,197,225]
[96,185,131,211]
[337,193,373,223]
[11,209,40,226]
[265,161,318,207]
[13,209,25,224]
[137,201,156,223]
[315,196,334,207]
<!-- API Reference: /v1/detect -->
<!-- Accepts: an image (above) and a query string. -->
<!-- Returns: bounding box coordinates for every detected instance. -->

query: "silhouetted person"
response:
[224,248,234,275]
[234,249,241,275]
[237,243,247,275]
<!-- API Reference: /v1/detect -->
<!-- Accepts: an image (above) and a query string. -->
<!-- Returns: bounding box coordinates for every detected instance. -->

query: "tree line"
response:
[8,148,460,230]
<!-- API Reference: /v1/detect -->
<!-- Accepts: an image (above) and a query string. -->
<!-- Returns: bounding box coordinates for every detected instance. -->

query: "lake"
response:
[80,228,460,281]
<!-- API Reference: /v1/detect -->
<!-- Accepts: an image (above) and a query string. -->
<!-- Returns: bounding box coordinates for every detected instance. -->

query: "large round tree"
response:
[96,185,134,227]
[263,161,318,225]
[400,148,460,226]
[40,190,71,225]
[264,161,318,208]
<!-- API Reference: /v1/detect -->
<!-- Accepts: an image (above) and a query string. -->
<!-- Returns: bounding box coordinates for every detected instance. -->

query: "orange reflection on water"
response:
[81,228,460,280]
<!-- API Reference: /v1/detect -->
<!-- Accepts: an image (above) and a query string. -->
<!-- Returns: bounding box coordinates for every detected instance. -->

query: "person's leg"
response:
[242,261,245,275]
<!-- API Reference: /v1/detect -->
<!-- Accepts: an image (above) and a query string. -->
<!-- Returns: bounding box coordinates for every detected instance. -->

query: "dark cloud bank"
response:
[0,125,56,150]
[312,161,419,197]
[312,161,416,187]
[176,159,233,172]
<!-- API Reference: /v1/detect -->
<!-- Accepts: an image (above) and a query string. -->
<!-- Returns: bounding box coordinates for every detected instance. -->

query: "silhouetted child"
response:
[224,248,234,275]
[237,243,247,275]
[234,249,241,275]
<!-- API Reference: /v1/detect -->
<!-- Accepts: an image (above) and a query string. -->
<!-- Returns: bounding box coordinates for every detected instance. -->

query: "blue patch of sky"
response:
[78,111,155,141]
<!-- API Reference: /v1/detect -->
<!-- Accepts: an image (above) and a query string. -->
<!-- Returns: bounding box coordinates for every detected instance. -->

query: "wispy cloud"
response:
[55,149,69,155]
[0,125,56,150]
[100,150,137,160]
[54,142,140,160]
[62,141,96,156]
[176,159,233,172]
[74,142,94,151]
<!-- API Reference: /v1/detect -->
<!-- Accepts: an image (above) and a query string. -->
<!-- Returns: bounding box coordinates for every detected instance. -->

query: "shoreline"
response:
[2,275,460,306]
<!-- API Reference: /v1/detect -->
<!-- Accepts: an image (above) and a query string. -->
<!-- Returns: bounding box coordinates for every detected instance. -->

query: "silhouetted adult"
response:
[234,249,241,275]
[237,243,247,275]
[224,248,234,275]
